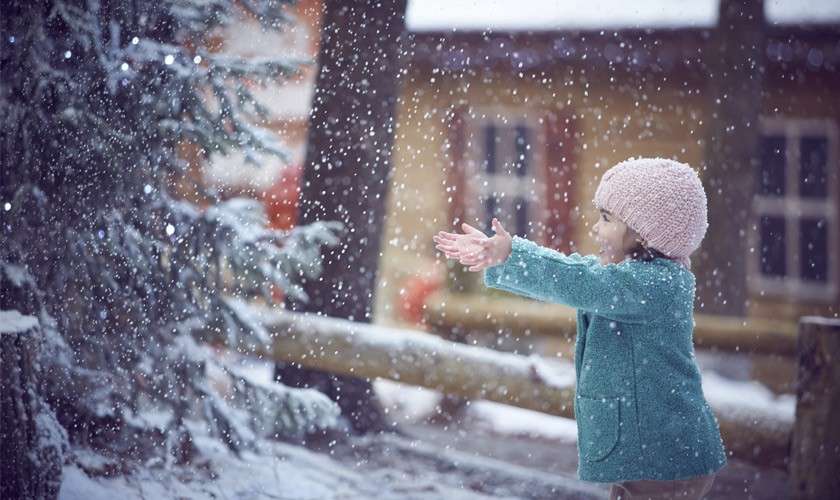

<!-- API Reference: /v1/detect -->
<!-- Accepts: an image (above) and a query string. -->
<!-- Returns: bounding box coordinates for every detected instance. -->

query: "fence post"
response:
[790,316,840,499]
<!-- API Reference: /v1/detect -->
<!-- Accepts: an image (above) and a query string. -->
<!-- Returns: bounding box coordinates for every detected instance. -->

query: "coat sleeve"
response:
[483,235,665,322]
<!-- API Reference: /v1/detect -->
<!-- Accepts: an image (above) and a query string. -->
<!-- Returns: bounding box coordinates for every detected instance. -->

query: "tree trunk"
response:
[274,0,408,433]
[1,311,65,500]
[790,317,840,499]
[695,0,766,316]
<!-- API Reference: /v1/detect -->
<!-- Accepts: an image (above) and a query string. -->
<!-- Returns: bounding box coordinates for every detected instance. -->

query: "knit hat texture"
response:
[593,158,708,270]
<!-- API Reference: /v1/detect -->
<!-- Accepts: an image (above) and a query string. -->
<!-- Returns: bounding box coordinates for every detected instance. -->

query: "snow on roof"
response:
[405,0,840,32]
[766,0,840,26]
[405,0,721,32]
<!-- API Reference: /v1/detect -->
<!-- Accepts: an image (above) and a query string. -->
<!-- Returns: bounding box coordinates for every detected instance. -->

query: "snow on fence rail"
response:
[251,305,576,416]
[243,303,795,469]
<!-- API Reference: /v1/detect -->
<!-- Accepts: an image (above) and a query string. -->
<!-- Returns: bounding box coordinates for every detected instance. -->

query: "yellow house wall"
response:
[374,66,709,326]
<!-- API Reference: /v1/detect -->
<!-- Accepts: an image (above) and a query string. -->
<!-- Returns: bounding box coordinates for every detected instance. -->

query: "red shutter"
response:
[543,109,577,254]
[446,105,469,228]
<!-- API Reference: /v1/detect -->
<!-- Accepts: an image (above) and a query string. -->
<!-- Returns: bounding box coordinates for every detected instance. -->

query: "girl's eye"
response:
[601,213,608,221]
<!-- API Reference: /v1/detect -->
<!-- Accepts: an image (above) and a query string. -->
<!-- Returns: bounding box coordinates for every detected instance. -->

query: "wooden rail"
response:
[259,307,576,417]
[423,291,798,356]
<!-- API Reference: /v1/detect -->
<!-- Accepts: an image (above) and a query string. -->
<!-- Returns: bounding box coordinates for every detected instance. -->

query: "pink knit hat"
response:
[593,158,708,270]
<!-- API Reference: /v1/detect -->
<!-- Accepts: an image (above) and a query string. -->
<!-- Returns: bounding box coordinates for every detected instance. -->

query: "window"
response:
[467,110,547,241]
[750,119,838,301]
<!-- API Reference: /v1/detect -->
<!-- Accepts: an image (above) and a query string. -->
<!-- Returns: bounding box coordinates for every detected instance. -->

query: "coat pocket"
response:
[576,394,621,462]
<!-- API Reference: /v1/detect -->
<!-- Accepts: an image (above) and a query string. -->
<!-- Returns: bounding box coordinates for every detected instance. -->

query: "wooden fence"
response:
[251,304,838,497]
[254,305,794,469]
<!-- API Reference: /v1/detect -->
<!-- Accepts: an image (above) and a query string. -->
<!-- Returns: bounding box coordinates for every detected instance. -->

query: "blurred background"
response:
[2,1,839,499]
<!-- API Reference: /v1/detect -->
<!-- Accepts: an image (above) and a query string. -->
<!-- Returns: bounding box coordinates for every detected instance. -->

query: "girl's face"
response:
[592,209,643,265]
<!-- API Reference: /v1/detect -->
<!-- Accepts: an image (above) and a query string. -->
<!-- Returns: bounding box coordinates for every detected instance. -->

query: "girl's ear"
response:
[625,226,647,248]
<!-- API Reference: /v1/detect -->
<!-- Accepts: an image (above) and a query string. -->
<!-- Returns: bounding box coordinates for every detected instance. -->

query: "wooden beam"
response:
[423,291,798,356]
[423,291,578,342]
[262,308,576,418]
[693,314,797,356]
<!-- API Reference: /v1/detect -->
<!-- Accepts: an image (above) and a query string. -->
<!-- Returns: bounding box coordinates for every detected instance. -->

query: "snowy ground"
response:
[59,352,793,500]
[59,405,601,500]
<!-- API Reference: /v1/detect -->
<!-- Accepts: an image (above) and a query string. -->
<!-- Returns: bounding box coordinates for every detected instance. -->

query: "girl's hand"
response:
[433,218,513,272]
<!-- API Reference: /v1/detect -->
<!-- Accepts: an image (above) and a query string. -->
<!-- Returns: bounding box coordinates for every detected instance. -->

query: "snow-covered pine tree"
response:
[1,0,341,467]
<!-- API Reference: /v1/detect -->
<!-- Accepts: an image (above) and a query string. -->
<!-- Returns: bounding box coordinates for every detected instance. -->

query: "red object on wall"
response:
[263,164,303,231]
[397,273,444,326]
[262,164,303,302]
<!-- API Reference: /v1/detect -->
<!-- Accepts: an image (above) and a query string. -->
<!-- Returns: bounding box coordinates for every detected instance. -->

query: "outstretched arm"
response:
[483,236,662,321]
[434,220,662,322]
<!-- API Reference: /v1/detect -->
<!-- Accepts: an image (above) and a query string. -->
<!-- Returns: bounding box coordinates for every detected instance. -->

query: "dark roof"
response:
[405,26,840,75]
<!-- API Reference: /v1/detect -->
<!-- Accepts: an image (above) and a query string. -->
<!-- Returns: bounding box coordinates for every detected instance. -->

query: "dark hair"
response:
[626,242,670,262]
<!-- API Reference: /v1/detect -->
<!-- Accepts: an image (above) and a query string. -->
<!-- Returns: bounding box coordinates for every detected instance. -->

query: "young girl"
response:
[433,158,727,499]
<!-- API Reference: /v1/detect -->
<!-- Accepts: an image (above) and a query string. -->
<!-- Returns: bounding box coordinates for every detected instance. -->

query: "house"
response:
[174,1,838,335]
[372,0,840,334]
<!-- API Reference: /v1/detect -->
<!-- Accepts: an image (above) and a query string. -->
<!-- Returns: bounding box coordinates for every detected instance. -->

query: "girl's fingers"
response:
[435,242,459,252]
[468,261,488,272]
[459,252,487,266]
[491,218,511,237]
[435,233,477,248]
[456,250,479,262]
[461,222,486,236]
[434,236,460,248]
[435,225,497,271]
[461,248,485,259]
[439,249,461,260]
[437,238,480,252]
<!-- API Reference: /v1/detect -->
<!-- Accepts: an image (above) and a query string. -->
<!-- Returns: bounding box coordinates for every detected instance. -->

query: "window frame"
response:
[748,117,839,302]
[463,106,549,243]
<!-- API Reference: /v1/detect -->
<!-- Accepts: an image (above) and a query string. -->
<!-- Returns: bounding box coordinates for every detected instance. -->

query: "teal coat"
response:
[484,236,727,483]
